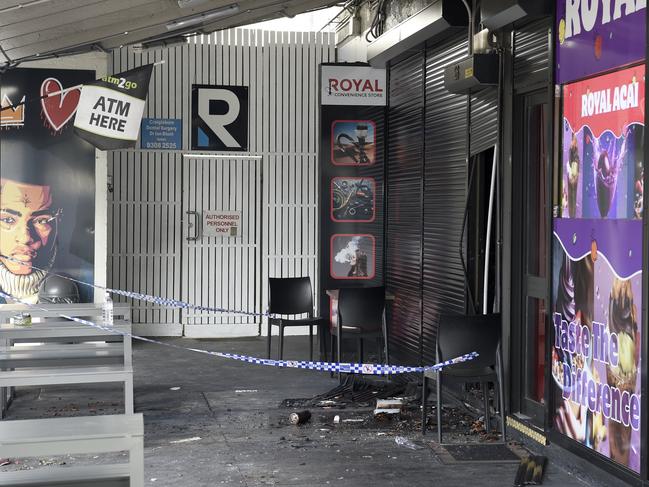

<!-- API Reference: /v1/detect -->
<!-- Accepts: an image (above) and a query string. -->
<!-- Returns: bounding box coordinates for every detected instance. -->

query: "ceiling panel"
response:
[0,0,124,26]
[0,0,338,67]
[0,1,163,40]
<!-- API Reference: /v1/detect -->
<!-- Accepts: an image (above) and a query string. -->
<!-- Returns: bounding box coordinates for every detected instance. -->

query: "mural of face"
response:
[0,178,56,275]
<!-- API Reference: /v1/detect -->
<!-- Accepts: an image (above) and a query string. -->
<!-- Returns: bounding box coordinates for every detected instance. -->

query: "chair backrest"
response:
[338,286,385,332]
[268,277,314,315]
[437,314,501,369]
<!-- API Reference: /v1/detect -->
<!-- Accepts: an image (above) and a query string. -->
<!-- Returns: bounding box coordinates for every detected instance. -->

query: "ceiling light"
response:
[166,4,239,31]
[177,0,211,8]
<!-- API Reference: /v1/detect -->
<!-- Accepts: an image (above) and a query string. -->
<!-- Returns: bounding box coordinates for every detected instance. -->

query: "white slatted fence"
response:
[108,29,335,336]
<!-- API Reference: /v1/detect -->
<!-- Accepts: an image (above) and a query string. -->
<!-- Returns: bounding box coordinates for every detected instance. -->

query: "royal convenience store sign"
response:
[556,0,646,84]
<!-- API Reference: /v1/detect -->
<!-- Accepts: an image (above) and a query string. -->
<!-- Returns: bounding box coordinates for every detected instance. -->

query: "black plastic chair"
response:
[267,277,326,361]
[422,313,505,443]
[330,286,389,382]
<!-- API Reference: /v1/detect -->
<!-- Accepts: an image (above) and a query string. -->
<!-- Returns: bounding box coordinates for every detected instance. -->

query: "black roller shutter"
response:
[386,36,470,365]
[422,35,469,363]
[385,51,425,363]
[514,18,551,87]
[470,86,499,155]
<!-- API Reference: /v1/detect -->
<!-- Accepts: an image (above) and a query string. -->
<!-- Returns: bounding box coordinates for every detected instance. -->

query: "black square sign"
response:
[191,84,248,151]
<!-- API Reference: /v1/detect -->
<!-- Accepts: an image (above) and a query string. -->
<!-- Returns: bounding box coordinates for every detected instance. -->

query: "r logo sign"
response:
[191,84,248,151]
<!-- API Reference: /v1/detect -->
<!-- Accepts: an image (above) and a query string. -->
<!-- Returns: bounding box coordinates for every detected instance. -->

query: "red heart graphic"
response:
[40,77,81,131]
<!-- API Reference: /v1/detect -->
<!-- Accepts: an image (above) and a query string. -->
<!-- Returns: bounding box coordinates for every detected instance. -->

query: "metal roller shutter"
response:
[385,51,425,364]
[513,18,551,86]
[422,35,469,363]
[470,86,498,155]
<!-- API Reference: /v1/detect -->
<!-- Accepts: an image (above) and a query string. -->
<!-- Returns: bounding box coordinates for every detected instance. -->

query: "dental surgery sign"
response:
[556,0,646,84]
[553,65,644,472]
[74,65,154,150]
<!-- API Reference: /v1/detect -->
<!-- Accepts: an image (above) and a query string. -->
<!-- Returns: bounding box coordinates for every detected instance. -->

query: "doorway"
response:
[511,88,551,427]
[181,156,263,336]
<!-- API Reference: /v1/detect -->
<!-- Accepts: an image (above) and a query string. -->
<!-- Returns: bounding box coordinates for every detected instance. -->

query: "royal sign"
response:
[563,64,644,137]
[321,65,386,106]
[556,0,646,84]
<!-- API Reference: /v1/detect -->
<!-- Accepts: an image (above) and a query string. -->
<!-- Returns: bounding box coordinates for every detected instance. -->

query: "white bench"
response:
[0,413,144,487]
[0,342,124,368]
[0,365,134,414]
[1,321,133,418]
[0,302,132,323]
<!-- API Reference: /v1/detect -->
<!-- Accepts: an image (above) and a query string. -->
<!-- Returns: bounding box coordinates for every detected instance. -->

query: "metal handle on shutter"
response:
[186,211,200,241]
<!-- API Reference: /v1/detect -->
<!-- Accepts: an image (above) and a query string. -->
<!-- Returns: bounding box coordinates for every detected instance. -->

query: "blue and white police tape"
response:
[0,253,273,318]
[0,289,478,375]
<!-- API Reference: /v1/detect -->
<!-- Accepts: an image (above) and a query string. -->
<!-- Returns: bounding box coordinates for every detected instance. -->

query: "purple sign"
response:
[552,219,643,472]
[556,1,646,84]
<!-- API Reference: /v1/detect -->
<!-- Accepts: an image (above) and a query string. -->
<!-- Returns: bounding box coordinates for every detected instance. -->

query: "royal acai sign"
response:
[556,0,646,84]
[321,65,386,106]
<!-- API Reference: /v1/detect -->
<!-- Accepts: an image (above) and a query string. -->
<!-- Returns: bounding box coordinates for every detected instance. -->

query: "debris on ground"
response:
[289,410,311,425]
[514,455,547,486]
[394,436,424,450]
[374,408,401,420]
[376,398,404,410]
[0,459,11,467]
[281,376,507,448]
[281,375,409,409]
[317,400,338,407]
[169,437,202,444]
[470,420,484,435]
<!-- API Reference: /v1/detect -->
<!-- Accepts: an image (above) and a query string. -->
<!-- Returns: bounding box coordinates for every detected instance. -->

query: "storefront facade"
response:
[348,0,648,484]
[547,2,645,483]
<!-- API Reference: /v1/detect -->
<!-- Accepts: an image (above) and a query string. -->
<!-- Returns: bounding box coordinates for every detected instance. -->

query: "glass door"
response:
[513,89,551,426]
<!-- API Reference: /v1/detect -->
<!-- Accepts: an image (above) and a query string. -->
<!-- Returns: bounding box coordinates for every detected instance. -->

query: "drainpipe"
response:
[459,0,473,54]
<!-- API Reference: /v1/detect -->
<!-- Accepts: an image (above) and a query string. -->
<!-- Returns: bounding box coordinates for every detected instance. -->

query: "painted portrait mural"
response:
[0,68,96,304]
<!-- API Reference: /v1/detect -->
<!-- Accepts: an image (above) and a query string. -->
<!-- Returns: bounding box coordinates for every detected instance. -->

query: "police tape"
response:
[0,289,478,375]
[0,253,274,318]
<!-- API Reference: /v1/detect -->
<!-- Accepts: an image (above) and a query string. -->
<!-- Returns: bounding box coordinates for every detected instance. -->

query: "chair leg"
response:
[422,374,428,435]
[309,325,314,362]
[266,320,272,359]
[436,371,443,444]
[482,382,491,434]
[279,325,285,360]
